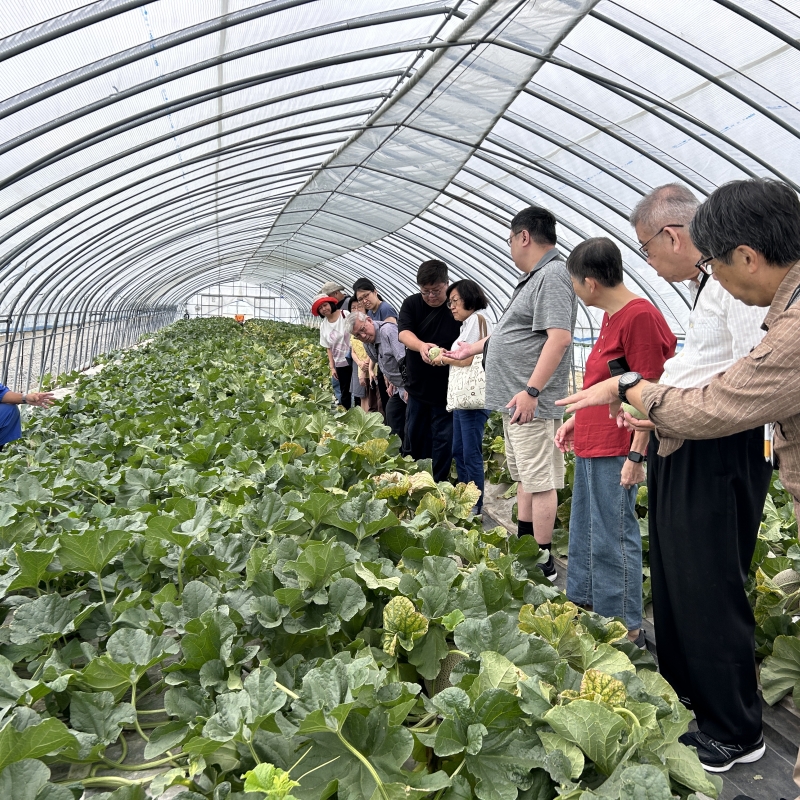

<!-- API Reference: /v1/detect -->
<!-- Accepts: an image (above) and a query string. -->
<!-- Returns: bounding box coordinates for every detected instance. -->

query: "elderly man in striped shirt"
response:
[564,183,774,772]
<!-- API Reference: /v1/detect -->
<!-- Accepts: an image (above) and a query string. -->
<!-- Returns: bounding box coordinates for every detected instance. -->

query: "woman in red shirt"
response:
[555,238,676,644]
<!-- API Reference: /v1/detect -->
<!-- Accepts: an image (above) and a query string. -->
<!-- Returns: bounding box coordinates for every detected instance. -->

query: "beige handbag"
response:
[446,314,487,411]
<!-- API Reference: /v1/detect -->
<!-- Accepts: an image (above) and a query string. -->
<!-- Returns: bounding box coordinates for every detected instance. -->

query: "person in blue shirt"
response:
[353,278,399,416]
[0,385,54,447]
[353,278,398,323]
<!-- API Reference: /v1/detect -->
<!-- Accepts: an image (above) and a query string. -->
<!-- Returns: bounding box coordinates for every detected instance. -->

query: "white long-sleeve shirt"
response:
[661,276,767,389]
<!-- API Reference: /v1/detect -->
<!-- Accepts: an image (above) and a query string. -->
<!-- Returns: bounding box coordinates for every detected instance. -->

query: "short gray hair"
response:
[629,184,700,232]
[344,311,369,334]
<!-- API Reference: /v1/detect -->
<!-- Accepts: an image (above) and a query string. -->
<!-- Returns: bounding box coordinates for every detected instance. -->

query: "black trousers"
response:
[385,394,407,442]
[405,395,454,482]
[648,428,772,744]
[335,364,353,410]
[376,372,391,422]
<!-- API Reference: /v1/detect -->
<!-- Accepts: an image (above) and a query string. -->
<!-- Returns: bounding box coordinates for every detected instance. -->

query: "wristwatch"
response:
[618,371,643,402]
[627,451,645,463]
[524,385,540,398]
[21,395,28,404]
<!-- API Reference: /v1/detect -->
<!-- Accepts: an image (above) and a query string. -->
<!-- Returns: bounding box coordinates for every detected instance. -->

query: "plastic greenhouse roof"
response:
[1,0,799,337]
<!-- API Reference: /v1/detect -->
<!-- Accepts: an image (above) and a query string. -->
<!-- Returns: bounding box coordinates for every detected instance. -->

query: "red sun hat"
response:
[311,296,338,317]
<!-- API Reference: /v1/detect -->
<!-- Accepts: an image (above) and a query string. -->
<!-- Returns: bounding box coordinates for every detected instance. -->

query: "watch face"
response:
[619,371,641,389]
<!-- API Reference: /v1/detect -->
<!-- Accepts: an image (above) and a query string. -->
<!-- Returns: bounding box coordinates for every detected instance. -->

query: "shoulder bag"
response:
[446,314,488,411]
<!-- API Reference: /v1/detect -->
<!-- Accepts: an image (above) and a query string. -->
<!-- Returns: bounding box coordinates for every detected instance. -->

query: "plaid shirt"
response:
[642,261,800,511]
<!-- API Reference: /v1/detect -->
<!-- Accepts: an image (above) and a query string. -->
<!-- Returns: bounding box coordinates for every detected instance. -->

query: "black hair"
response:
[416,259,448,286]
[352,277,376,293]
[510,206,557,246]
[690,179,800,266]
[566,238,624,287]
[447,279,488,311]
[352,277,384,302]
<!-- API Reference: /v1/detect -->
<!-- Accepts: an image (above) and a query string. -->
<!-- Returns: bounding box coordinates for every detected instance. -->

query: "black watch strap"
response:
[525,385,540,398]
[627,451,645,463]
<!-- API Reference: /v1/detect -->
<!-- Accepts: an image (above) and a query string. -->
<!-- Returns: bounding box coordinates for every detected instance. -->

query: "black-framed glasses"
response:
[506,230,523,246]
[419,285,446,297]
[695,255,715,275]
[446,297,462,308]
[638,224,684,257]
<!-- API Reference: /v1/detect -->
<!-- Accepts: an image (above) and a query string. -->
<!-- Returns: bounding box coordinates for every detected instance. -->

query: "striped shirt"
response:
[643,261,800,511]
[661,276,767,389]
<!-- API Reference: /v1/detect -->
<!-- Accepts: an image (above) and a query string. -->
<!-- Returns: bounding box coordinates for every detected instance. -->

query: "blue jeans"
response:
[452,409,490,511]
[404,396,453,482]
[566,455,642,630]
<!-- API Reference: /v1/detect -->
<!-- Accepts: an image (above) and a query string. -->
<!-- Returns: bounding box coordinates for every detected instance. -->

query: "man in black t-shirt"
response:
[398,260,461,481]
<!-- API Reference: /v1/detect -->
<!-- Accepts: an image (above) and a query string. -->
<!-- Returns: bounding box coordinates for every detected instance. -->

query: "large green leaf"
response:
[69,691,136,745]
[544,699,626,776]
[0,759,73,800]
[761,634,800,705]
[0,718,77,770]
[58,528,129,574]
[9,595,77,645]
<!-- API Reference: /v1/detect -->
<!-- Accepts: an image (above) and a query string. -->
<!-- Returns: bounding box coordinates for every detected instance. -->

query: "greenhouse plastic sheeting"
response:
[0,0,799,336]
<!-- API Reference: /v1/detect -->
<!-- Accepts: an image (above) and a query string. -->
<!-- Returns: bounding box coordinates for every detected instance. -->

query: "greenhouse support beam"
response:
[0,0,148,63]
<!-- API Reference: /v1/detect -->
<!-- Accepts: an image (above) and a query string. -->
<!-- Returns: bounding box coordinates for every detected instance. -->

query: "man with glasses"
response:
[397,260,461,481]
[447,206,576,581]
[345,312,407,440]
[558,181,778,773]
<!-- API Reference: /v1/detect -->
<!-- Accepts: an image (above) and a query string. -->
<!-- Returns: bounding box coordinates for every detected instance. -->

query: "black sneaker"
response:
[539,554,557,583]
[630,629,646,649]
[678,731,765,773]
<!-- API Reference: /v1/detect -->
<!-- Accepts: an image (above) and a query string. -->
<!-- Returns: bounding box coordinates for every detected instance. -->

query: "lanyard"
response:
[692,272,710,311]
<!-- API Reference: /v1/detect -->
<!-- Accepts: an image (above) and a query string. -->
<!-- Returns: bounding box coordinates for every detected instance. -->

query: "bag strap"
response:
[416,306,440,338]
[785,283,800,311]
[476,313,487,341]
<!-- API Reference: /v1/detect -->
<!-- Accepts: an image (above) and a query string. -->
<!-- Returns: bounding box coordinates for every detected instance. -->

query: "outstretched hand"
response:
[25,392,55,408]
[556,376,619,416]
[443,341,474,361]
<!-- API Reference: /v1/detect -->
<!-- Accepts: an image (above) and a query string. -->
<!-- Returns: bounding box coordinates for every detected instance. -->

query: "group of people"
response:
[312,177,800,780]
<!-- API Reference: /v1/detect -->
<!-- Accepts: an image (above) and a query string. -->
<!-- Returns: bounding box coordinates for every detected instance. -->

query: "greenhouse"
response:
[1,1,800,799]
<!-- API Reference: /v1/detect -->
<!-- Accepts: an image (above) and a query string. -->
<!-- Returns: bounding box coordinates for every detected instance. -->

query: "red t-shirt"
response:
[573,299,677,458]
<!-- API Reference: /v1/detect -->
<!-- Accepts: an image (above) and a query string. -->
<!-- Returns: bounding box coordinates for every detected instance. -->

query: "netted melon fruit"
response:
[773,568,800,595]
[424,650,466,696]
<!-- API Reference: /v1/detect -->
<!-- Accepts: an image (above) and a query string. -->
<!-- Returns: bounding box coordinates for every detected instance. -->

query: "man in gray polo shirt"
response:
[347,312,407,441]
[446,206,576,580]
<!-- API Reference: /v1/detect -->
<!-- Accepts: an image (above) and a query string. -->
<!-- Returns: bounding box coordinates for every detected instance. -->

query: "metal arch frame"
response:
[0,0,797,389]
[590,5,800,140]
[0,0,150,63]
[0,175,307,316]
[461,158,692,312]
[1,3,459,159]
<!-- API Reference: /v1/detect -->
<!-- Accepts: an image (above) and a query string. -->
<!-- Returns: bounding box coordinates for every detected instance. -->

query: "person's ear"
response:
[665,225,683,253]
[735,245,760,274]
[519,229,530,246]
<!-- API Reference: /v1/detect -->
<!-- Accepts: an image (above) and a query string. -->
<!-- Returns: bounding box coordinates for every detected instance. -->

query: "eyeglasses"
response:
[638,224,684,257]
[446,297,462,308]
[506,230,523,246]
[695,255,715,275]
[355,293,372,302]
[419,285,446,297]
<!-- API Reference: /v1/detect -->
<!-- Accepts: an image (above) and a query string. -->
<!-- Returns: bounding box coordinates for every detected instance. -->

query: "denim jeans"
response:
[452,409,490,511]
[566,455,642,630]
[404,395,453,482]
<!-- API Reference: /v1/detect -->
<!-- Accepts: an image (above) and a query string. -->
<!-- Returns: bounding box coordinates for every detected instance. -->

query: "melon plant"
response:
[0,319,720,800]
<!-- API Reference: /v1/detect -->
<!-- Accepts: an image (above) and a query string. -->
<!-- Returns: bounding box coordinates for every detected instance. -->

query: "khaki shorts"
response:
[502,416,565,493]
